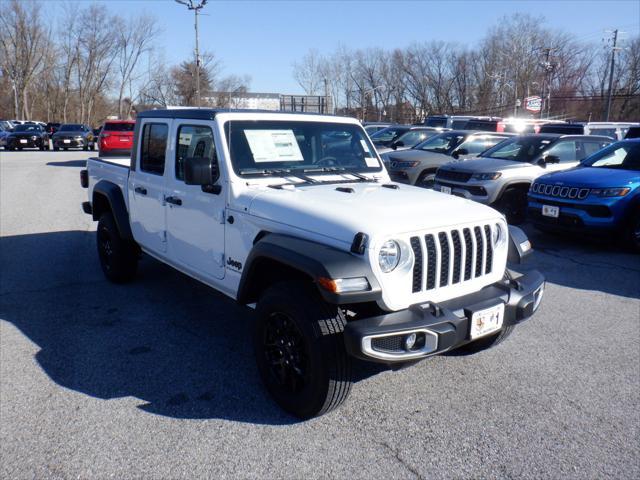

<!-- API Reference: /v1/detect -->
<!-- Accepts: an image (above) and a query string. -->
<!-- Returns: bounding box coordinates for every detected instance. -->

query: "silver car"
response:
[385,130,512,188]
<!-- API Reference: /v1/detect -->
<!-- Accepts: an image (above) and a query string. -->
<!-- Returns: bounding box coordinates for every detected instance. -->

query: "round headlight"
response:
[378,240,400,273]
[492,223,504,247]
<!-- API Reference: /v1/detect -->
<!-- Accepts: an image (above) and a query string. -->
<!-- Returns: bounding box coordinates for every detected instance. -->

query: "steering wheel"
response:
[314,156,338,167]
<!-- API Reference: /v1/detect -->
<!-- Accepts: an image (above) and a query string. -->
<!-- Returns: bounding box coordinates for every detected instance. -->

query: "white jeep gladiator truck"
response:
[81,109,545,419]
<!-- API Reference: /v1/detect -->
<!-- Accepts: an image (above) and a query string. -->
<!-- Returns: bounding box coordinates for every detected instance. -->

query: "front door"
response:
[128,121,170,253]
[165,122,225,280]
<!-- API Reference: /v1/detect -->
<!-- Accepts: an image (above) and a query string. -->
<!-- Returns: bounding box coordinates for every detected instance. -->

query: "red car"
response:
[98,120,135,157]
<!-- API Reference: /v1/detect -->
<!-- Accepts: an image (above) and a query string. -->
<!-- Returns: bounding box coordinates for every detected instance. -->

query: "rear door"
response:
[128,120,170,253]
[165,122,225,280]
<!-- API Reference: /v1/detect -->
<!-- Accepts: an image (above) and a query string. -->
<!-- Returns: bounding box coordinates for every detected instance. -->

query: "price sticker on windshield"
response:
[244,130,304,163]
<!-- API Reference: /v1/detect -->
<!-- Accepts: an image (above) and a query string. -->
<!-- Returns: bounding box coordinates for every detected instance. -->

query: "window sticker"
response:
[360,139,374,157]
[244,129,304,162]
[178,132,192,145]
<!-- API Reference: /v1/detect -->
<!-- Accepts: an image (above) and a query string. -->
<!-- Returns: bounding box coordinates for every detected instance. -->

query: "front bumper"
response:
[7,137,42,148]
[54,138,85,148]
[344,269,544,363]
[527,197,621,233]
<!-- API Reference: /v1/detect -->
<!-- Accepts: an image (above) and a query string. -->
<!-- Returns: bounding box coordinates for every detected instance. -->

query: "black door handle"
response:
[165,196,182,206]
[134,186,147,195]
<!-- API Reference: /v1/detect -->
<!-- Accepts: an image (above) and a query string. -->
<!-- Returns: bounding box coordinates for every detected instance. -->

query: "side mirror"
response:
[543,154,560,165]
[392,140,404,150]
[452,148,468,159]
[184,156,220,187]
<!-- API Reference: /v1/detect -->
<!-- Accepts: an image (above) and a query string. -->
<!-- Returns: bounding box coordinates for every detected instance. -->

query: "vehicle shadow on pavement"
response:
[46,160,87,167]
[516,224,640,299]
[0,230,384,425]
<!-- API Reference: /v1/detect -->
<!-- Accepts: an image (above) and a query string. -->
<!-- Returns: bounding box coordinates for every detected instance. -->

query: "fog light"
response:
[404,333,417,351]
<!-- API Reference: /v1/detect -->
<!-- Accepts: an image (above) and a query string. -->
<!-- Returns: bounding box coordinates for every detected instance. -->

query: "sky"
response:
[50,0,640,94]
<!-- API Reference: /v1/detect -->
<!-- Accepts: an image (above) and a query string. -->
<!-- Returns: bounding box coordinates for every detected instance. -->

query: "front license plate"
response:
[542,205,560,218]
[20,139,27,143]
[63,139,71,143]
[470,303,504,339]
[440,186,452,194]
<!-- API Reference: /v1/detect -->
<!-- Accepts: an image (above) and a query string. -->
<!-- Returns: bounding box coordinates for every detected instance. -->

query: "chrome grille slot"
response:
[484,225,493,274]
[410,237,422,293]
[451,230,462,284]
[473,226,484,278]
[425,234,437,290]
[438,232,450,287]
[463,228,473,281]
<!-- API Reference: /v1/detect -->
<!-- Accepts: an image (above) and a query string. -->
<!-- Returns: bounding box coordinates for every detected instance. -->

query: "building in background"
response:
[202,92,333,114]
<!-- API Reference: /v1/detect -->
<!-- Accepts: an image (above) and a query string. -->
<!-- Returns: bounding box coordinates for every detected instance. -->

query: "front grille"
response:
[435,169,472,183]
[410,224,495,294]
[532,182,590,200]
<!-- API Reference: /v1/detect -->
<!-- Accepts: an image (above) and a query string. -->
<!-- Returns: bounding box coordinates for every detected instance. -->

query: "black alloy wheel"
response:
[263,312,308,394]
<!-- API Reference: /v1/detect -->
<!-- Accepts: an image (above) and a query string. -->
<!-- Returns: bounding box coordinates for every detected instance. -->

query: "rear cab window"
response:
[140,123,168,175]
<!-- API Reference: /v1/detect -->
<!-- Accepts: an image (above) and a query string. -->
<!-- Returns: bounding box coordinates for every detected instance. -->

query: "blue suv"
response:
[528,139,640,251]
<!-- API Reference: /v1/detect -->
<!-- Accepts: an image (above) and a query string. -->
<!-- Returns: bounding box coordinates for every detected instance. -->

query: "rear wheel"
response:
[254,281,353,419]
[53,146,59,151]
[495,186,528,225]
[97,212,138,283]
[416,170,436,189]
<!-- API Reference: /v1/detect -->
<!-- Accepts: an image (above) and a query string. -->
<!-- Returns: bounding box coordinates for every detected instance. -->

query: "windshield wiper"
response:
[240,168,318,184]
[301,166,375,182]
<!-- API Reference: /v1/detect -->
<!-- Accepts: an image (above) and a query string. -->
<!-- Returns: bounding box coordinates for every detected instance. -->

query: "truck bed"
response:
[86,156,130,208]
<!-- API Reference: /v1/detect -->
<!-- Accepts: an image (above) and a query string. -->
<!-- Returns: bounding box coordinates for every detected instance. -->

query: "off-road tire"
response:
[97,212,138,283]
[254,281,353,419]
[496,186,528,225]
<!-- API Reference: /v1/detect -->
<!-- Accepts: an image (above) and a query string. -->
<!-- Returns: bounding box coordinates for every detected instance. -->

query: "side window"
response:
[547,141,577,162]
[140,123,168,175]
[581,141,610,159]
[175,125,215,181]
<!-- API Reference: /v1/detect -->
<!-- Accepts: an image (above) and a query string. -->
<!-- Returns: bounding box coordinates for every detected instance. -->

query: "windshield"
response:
[415,132,466,154]
[104,122,134,132]
[14,125,41,132]
[480,136,553,162]
[225,120,382,176]
[370,126,409,145]
[581,142,640,171]
[59,124,83,132]
[396,129,438,147]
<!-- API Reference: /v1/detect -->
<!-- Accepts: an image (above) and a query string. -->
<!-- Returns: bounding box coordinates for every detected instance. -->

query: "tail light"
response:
[80,169,88,188]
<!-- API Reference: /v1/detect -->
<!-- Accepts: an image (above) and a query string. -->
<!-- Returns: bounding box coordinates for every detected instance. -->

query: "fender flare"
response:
[92,180,134,241]
[237,233,382,305]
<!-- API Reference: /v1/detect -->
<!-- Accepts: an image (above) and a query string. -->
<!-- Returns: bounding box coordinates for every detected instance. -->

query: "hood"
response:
[244,181,502,246]
[377,146,411,155]
[9,131,43,137]
[537,166,640,187]
[442,156,533,173]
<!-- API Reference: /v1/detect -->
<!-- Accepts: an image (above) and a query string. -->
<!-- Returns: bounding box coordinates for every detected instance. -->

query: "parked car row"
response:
[0,119,136,156]
[376,119,639,250]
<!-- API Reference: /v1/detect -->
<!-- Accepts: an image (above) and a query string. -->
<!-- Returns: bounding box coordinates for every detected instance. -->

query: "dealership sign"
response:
[525,96,542,112]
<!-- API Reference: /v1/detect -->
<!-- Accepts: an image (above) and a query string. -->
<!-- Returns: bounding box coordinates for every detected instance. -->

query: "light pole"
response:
[175,0,208,107]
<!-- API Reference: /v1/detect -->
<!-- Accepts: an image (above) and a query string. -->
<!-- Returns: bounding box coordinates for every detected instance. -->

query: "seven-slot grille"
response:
[531,182,590,200]
[409,224,494,293]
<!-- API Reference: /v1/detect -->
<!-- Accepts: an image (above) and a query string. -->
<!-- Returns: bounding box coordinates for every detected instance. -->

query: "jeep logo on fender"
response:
[226,257,242,271]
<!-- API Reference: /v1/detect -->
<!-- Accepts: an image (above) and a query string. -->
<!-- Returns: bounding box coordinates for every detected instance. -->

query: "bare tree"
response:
[114,14,160,118]
[292,49,325,95]
[0,0,47,118]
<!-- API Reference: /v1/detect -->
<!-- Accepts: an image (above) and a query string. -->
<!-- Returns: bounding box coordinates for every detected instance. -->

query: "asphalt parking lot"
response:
[1,150,639,479]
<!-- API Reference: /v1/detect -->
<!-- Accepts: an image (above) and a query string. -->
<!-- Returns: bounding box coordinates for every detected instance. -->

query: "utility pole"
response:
[604,29,619,121]
[539,48,554,119]
[175,0,208,107]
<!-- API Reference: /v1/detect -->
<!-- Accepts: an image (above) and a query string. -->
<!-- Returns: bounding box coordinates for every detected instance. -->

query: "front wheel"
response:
[416,170,436,189]
[254,281,353,419]
[495,187,528,225]
[97,212,138,283]
[624,211,640,252]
